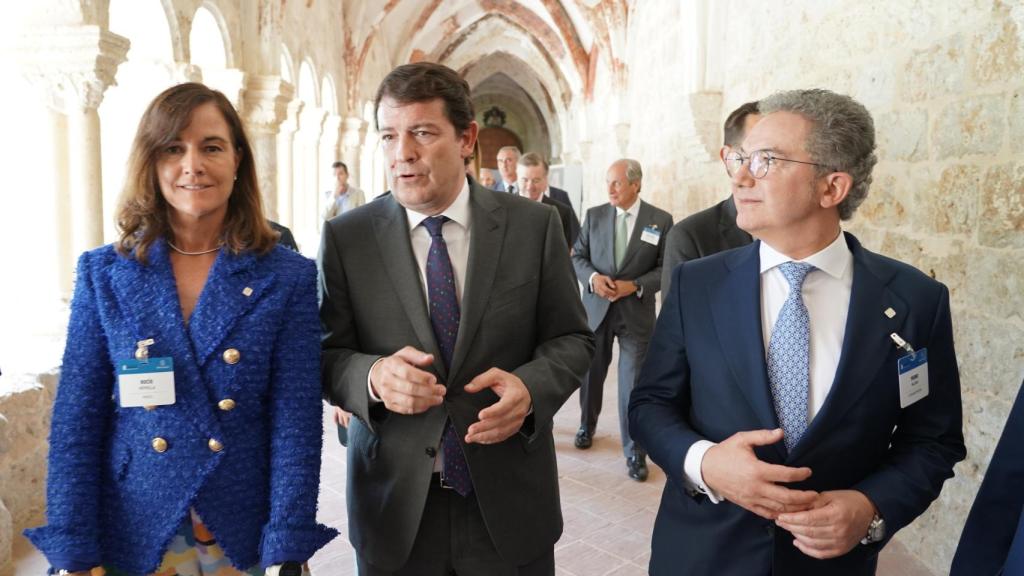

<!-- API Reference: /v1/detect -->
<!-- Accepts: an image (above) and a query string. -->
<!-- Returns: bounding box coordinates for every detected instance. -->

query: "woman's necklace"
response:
[167,240,222,256]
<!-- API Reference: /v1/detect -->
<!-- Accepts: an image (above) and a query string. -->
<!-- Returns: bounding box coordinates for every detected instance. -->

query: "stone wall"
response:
[612,1,1024,572]
[0,371,58,576]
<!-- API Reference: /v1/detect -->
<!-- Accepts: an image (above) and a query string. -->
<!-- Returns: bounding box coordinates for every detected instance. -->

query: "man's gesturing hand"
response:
[775,490,877,559]
[463,368,533,445]
[701,428,818,519]
[369,346,446,414]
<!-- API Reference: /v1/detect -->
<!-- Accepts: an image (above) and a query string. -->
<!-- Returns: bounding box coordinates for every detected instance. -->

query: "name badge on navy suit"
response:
[898,348,928,408]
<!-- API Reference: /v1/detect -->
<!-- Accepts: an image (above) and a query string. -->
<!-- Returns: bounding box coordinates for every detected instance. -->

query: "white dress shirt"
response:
[366,180,472,473]
[367,180,472,403]
[684,231,853,502]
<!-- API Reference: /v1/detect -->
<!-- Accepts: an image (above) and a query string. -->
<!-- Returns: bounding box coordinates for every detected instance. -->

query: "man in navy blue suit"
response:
[629,88,965,575]
[951,377,1024,576]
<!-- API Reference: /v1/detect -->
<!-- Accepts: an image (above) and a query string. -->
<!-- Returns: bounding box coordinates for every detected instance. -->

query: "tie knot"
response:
[422,216,449,238]
[779,261,815,290]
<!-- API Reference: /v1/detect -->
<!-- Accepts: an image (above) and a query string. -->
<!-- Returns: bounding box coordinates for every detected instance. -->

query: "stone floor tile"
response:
[554,540,626,576]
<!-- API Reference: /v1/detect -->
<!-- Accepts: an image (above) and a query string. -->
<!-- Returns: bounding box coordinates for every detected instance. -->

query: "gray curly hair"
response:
[758,89,877,220]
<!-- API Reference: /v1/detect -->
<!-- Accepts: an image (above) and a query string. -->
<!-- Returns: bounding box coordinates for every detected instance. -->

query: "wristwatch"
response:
[860,513,886,544]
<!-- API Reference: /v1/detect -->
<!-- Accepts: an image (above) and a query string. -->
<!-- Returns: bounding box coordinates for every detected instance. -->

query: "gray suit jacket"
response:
[661,196,752,294]
[319,181,594,569]
[572,200,673,335]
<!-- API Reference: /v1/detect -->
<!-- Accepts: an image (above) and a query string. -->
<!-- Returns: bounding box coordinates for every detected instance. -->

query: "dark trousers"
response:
[356,476,555,576]
[580,303,649,458]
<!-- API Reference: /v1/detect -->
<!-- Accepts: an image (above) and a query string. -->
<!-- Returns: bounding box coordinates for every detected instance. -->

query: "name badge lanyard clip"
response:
[135,338,155,361]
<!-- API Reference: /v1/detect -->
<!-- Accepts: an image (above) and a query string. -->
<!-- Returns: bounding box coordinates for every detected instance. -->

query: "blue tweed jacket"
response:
[25,240,337,573]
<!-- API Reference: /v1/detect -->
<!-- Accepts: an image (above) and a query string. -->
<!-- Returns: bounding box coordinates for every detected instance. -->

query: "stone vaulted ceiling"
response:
[340,0,629,118]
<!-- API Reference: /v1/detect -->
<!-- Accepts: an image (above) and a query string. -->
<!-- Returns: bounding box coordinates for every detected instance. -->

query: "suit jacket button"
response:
[218,398,236,411]
[425,447,437,458]
[152,437,168,453]
[208,438,224,452]
[222,348,241,364]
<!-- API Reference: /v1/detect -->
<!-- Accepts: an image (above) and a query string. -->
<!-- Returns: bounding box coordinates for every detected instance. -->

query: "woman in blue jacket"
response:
[25,83,336,575]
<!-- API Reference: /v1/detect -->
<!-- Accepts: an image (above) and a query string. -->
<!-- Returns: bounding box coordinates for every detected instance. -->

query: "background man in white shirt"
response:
[323,160,365,221]
[629,88,965,575]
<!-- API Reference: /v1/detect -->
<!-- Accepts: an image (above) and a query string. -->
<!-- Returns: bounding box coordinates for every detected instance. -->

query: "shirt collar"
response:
[406,178,472,231]
[759,230,851,279]
[526,187,549,202]
[615,198,641,218]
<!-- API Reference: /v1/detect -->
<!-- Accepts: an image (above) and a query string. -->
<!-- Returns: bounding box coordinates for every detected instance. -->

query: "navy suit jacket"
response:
[629,233,965,576]
[951,378,1024,576]
[25,241,336,573]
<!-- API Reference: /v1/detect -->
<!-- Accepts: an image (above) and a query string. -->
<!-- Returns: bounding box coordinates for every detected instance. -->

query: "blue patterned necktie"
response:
[767,261,815,453]
[422,216,472,496]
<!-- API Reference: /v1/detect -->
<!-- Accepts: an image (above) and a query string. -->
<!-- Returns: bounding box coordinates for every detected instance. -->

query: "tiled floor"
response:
[13,350,935,575]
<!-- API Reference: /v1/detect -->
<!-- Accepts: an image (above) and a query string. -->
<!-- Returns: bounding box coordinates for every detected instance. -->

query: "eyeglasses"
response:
[723,149,828,179]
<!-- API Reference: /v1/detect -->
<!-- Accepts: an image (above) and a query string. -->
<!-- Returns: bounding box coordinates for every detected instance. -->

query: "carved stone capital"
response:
[242,76,294,134]
[321,114,344,146]
[342,116,368,150]
[16,25,130,113]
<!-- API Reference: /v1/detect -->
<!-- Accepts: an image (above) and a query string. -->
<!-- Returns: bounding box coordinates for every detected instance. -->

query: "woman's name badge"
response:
[117,357,176,408]
[897,348,928,408]
[641,225,661,246]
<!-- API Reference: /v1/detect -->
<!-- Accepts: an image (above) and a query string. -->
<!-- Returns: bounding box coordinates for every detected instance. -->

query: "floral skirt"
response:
[104,509,311,576]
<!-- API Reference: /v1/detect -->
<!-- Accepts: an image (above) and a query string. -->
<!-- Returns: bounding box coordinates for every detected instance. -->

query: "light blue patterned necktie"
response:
[767,261,815,453]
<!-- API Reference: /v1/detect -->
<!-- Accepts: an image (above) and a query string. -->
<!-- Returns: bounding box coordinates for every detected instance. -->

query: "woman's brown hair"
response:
[115,82,277,263]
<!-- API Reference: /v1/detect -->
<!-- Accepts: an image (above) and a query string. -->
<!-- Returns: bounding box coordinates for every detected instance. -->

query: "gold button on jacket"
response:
[208,438,224,452]
[222,348,241,364]
[217,398,236,411]
[151,437,168,453]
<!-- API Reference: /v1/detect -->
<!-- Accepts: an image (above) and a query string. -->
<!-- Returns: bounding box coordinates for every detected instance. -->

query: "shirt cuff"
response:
[683,440,723,503]
[635,281,644,298]
[588,272,597,293]
[367,358,385,404]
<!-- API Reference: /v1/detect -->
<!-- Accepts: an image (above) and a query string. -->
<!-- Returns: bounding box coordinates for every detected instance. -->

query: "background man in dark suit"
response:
[951,377,1024,575]
[494,146,572,208]
[516,151,579,250]
[629,89,965,575]
[661,101,759,293]
[571,159,673,481]
[319,62,594,576]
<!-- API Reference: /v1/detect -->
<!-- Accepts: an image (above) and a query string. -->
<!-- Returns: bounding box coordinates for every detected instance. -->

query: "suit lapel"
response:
[372,196,446,379]
[109,240,221,439]
[708,241,785,461]
[189,250,276,366]
[449,184,505,383]
[791,233,907,461]
[593,204,614,273]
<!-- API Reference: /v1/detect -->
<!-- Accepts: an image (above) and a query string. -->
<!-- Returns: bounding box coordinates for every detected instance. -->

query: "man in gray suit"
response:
[320,62,594,575]
[661,101,759,293]
[571,159,673,481]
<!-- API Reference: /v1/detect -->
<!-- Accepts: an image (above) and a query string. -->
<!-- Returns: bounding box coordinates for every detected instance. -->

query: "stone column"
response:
[320,114,343,217]
[341,116,367,188]
[17,25,128,289]
[242,76,292,221]
[295,107,326,253]
[276,98,303,228]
